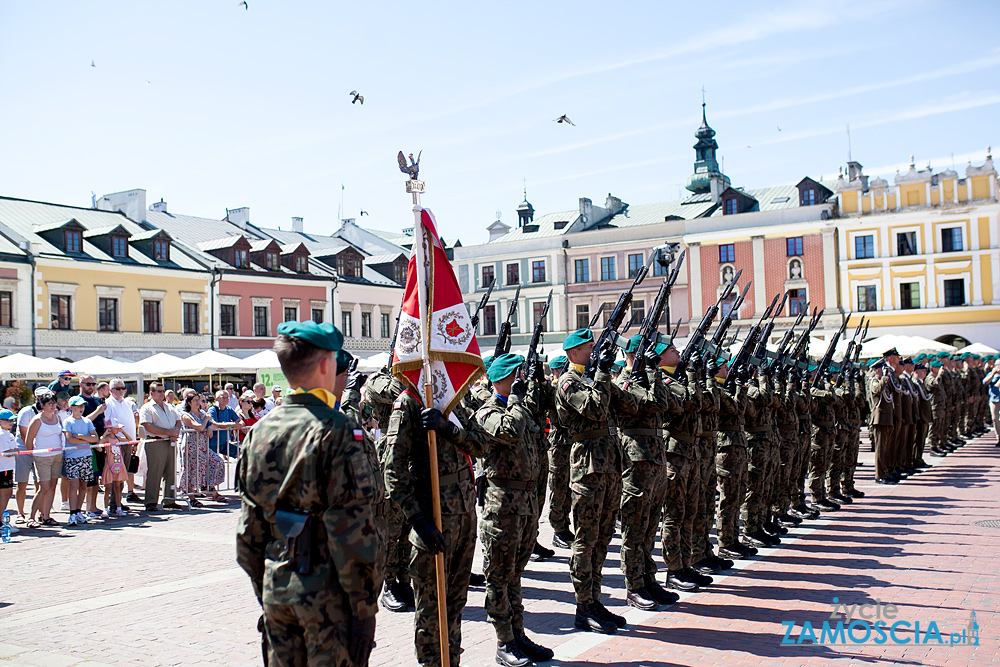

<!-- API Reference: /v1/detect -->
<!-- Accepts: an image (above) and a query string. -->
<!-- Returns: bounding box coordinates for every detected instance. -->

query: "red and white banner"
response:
[392,208,484,415]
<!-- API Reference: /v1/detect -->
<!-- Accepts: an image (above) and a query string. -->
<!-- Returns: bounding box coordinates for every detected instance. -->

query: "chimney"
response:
[150,198,168,214]
[96,189,147,223]
[579,197,594,226]
[291,217,304,233]
[226,206,250,230]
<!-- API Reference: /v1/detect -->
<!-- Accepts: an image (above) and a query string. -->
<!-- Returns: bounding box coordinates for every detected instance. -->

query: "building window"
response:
[98,297,118,332]
[600,257,616,281]
[630,299,645,326]
[51,295,71,329]
[506,263,520,285]
[380,312,391,338]
[336,254,359,278]
[855,235,875,259]
[719,244,735,263]
[253,306,269,336]
[361,312,372,338]
[482,305,497,335]
[531,260,546,283]
[628,253,644,279]
[235,249,249,268]
[600,301,614,326]
[943,279,965,307]
[941,227,963,253]
[720,295,737,319]
[111,236,128,257]
[284,306,297,323]
[802,189,816,206]
[393,262,406,284]
[342,311,353,337]
[724,198,738,215]
[154,239,170,261]
[143,300,162,333]
[220,304,236,336]
[857,286,877,312]
[653,257,668,276]
[64,230,82,253]
[183,302,199,334]
[786,237,803,257]
[899,283,920,310]
[532,302,547,331]
[788,289,807,315]
[576,304,590,329]
[897,232,917,256]
[312,308,324,324]
[266,253,279,271]
[574,259,589,283]
[481,265,494,288]
[0,291,11,327]
[296,256,308,273]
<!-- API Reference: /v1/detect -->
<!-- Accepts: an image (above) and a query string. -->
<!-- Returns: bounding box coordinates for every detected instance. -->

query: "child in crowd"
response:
[101,429,128,517]
[62,396,97,525]
[0,409,18,534]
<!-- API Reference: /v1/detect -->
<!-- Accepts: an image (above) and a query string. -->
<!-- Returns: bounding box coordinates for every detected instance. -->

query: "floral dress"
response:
[178,410,225,492]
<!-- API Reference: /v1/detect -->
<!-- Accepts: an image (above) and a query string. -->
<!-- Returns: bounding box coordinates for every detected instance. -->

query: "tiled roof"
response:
[485,210,579,244]
[249,239,279,252]
[82,224,130,238]
[364,252,405,265]
[197,236,244,251]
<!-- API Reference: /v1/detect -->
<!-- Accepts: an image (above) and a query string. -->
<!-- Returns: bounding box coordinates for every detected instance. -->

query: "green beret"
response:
[487,353,523,382]
[935,351,949,358]
[715,357,728,367]
[611,360,625,372]
[548,355,569,370]
[562,328,594,351]
[653,342,668,356]
[623,334,643,354]
[276,320,344,352]
[483,354,495,371]
[961,352,971,359]
[335,349,353,372]
[807,363,819,372]
[929,360,943,368]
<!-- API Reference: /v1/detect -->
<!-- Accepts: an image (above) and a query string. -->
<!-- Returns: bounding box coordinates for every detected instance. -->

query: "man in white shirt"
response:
[253,382,272,416]
[225,383,240,412]
[266,385,282,411]
[103,379,139,508]
[139,382,180,511]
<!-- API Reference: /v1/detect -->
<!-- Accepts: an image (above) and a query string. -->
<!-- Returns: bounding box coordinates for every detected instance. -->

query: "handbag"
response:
[128,453,140,474]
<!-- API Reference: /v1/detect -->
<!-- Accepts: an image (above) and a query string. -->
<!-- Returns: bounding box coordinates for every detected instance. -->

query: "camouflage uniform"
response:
[913,374,932,463]
[772,376,799,517]
[615,366,671,592]
[808,382,836,503]
[827,384,850,498]
[526,379,555,532]
[691,374,720,564]
[841,377,864,494]
[384,390,489,667]
[715,380,748,551]
[555,366,635,605]
[790,376,812,510]
[475,392,539,644]
[236,392,383,667]
[925,370,946,450]
[547,403,573,535]
[742,375,774,534]
[660,367,703,573]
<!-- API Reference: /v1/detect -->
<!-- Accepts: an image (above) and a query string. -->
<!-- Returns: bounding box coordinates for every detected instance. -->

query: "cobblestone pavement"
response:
[2,431,998,666]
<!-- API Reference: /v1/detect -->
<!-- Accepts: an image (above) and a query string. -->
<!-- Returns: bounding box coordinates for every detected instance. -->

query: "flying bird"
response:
[91,60,96,68]
[349,90,364,105]
[397,150,421,180]
[360,210,369,217]
[777,126,782,131]
[238,0,248,8]
[554,114,575,126]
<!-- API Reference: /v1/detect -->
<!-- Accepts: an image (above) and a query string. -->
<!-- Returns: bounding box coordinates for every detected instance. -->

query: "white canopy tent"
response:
[161,350,258,377]
[67,355,141,378]
[855,334,957,360]
[0,353,67,381]
[357,352,390,372]
[132,352,186,377]
[957,342,999,355]
[240,350,279,369]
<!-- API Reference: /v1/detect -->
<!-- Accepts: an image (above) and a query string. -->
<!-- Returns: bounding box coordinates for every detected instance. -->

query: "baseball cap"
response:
[0,409,15,420]
[34,387,54,399]
[68,395,87,406]
[271,385,282,392]
[58,369,75,377]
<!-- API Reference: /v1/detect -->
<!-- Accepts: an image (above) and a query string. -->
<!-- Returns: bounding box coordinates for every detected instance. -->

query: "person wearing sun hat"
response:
[236,320,382,667]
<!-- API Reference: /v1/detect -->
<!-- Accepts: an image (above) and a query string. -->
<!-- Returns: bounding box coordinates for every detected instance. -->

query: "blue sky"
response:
[1,0,997,244]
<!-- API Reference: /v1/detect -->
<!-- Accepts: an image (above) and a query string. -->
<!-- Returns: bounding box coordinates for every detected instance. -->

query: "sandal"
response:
[190,499,204,508]
[14,514,26,525]
[210,494,224,502]
[26,519,41,528]
[41,517,58,526]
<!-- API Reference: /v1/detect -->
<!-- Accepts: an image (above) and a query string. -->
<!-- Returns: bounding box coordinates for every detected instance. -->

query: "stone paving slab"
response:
[1,430,998,666]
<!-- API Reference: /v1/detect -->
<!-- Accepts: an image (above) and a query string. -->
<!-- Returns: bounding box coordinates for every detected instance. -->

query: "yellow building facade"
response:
[834,153,999,348]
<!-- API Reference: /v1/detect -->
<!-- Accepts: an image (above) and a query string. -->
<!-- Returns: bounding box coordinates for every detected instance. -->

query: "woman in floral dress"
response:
[178,393,224,505]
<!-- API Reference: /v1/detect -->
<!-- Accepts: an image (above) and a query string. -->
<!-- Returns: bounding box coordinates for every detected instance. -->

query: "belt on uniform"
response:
[815,421,835,428]
[373,501,385,517]
[620,428,661,438]
[698,431,713,438]
[488,478,537,492]
[745,425,771,433]
[572,428,611,442]
[438,467,472,486]
[666,430,696,444]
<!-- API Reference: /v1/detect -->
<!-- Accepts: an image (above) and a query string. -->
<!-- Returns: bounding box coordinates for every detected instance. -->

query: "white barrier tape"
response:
[3,438,169,457]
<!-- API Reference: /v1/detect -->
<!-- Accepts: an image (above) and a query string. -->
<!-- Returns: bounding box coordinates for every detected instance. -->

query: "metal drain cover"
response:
[975,520,1000,528]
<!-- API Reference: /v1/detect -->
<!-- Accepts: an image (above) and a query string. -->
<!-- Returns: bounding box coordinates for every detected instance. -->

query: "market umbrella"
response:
[957,342,999,355]
[0,353,66,381]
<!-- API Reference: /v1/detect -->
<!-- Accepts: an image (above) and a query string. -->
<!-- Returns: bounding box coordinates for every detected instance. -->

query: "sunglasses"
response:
[82,382,96,386]
[112,387,126,391]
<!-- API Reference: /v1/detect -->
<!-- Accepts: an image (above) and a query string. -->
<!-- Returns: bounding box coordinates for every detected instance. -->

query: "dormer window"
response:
[154,239,170,261]
[296,255,308,273]
[802,189,816,206]
[724,198,738,215]
[267,253,279,271]
[235,249,250,268]
[111,236,129,257]
[65,230,82,253]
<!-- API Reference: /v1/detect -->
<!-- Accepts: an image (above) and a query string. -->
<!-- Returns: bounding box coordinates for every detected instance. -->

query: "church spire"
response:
[685,98,729,197]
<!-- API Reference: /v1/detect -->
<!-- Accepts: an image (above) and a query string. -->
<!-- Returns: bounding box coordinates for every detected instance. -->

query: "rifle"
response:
[700,281,751,361]
[470,278,496,329]
[675,269,743,376]
[725,293,779,389]
[629,249,686,380]
[752,291,788,367]
[384,311,401,371]
[520,290,552,381]
[812,314,850,387]
[836,316,866,386]
[764,303,808,374]
[584,259,651,377]
[853,321,869,363]
[493,284,520,357]
[788,307,823,363]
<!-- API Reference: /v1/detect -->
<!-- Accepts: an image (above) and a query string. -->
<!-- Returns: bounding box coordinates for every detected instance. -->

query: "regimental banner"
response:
[392,208,484,415]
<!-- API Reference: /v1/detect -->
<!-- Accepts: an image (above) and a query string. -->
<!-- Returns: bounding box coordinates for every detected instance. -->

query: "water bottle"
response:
[1,511,11,543]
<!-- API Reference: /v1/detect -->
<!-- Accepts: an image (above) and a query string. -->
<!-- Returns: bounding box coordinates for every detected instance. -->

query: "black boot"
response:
[626,587,659,611]
[379,581,408,612]
[644,575,679,605]
[743,532,769,549]
[469,572,486,587]
[530,541,555,562]
[666,569,698,592]
[515,633,554,663]
[574,603,616,634]
[708,553,734,570]
[693,557,721,575]
[593,600,626,628]
[682,567,713,586]
[398,580,415,608]
[496,641,531,667]
[847,488,865,498]
[552,529,574,549]
[718,544,747,560]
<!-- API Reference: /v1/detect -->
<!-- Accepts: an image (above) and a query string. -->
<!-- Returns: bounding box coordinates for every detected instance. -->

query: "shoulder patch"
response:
[393,400,403,410]
[353,428,364,441]
[561,382,571,392]
[664,377,672,384]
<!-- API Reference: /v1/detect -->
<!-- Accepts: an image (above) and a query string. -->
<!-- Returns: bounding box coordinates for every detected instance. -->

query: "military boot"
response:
[693,557,721,576]
[847,488,865,498]
[593,600,626,628]
[682,567,713,586]
[707,553,734,570]
[666,569,698,592]
[379,580,408,612]
[718,544,747,560]
[626,587,659,611]
[469,572,486,587]
[530,541,555,561]
[644,574,679,605]
[552,529,574,549]
[496,641,531,667]
[574,603,617,634]
[515,632,554,663]
[829,491,853,505]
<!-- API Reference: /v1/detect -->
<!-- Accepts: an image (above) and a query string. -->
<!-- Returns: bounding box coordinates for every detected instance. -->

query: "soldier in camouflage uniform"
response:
[365,367,416,613]
[384,375,489,667]
[743,368,780,548]
[771,369,801,527]
[236,321,381,667]
[713,361,754,561]
[926,360,948,455]
[475,353,553,667]
[912,363,933,466]
[826,374,853,505]
[788,365,819,520]
[546,356,574,549]
[525,360,556,562]
[615,335,678,610]
[556,329,631,634]
[840,369,866,500]
[807,372,839,510]
[691,357,723,575]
